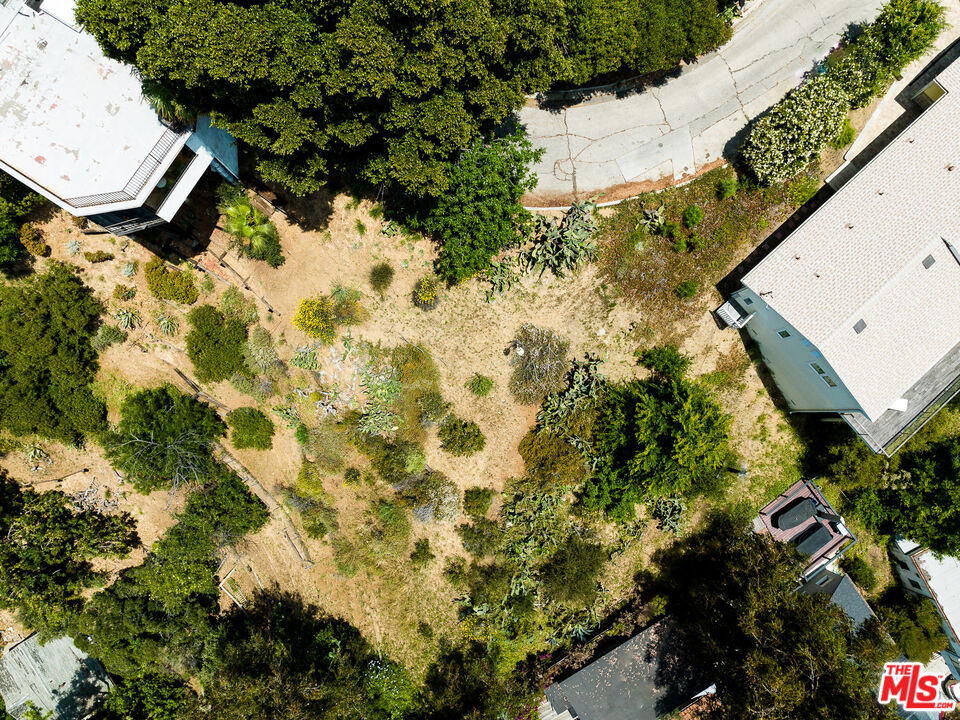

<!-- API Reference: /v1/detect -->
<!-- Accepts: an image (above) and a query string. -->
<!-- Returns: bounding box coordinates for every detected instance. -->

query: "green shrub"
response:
[438,416,486,456]
[465,373,494,397]
[786,175,820,206]
[396,469,460,522]
[330,285,369,326]
[671,236,687,253]
[518,430,587,489]
[84,250,114,263]
[19,224,49,256]
[227,407,275,450]
[839,554,877,592]
[294,423,310,445]
[682,205,703,228]
[369,262,394,296]
[660,220,681,240]
[508,324,569,405]
[741,75,848,184]
[409,538,435,568]
[456,518,501,557]
[219,285,259,326]
[412,276,440,310]
[113,284,136,301]
[830,118,856,149]
[185,305,246,382]
[868,0,947,76]
[343,467,361,487]
[308,418,349,471]
[639,345,692,378]
[91,324,127,351]
[879,587,948,662]
[675,280,698,298]
[145,257,198,304]
[463,487,494,518]
[417,391,451,426]
[542,536,606,607]
[717,175,738,200]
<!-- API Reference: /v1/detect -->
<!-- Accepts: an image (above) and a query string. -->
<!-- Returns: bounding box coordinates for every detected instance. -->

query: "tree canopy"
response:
[0,262,106,442]
[424,133,540,284]
[104,384,226,493]
[0,471,138,636]
[0,173,44,266]
[653,516,897,720]
[580,348,730,519]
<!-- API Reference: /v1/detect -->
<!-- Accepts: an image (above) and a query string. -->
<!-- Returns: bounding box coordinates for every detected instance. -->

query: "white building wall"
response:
[731,287,861,413]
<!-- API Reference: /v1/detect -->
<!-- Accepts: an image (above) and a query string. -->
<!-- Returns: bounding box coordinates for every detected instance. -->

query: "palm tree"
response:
[217,187,284,267]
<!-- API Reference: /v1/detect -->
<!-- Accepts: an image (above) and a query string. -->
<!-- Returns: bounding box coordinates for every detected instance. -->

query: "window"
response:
[898,560,910,571]
[742,297,754,306]
[910,579,922,590]
[777,329,791,339]
[810,363,838,388]
[923,254,937,269]
[853,319,866,334]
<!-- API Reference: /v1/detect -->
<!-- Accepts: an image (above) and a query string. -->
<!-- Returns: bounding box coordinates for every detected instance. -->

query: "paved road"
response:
[520,0,886,206]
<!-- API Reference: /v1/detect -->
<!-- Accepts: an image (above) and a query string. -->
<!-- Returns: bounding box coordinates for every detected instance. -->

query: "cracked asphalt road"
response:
[519,0,886,206]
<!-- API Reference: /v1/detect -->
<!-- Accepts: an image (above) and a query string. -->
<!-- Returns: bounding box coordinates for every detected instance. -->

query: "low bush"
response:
[417,391,451,427]
[672,236,687,253]
[330,285,369,326]
[145,257,198,304]
[717,175,738,200]
[410,538,435,568]
[438,416,486,456]
[675,280,698,298]
[112,284,136,301]
[508,324,569,404]
[396,469,460,522]
[639,345,692,378]
[830,118,856,149]
[541,536,606,607]
[412,276,440,311]
[91,324,127,351]
[463,487,494,518]
[219,286,259,326]
[840,554,877,592]
[682,205,703,228]
[465,373,494,397]
[456,518,501,557]
[242,326,283,378]
[292,295,336,342]
[369,262,394,296]
[227,407,275,450]
[19,224,49,256]
[84,250,114,263]
[185,305,246,382]
[519,430,588,489]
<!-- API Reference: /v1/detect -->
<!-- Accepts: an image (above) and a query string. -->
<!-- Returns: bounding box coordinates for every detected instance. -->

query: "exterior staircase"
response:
[537,698,576,720]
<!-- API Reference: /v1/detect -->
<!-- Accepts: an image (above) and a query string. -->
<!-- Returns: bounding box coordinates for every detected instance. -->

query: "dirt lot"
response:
[4,119,877,668]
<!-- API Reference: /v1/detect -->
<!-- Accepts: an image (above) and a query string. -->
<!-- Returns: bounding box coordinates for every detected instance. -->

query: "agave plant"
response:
[155,311,179,336]
[24,441,49,464]
[66,238,81,256]
[218,187,284,267]
[121,262,136,277]
[636,204,665,232]
[115,308,141,330]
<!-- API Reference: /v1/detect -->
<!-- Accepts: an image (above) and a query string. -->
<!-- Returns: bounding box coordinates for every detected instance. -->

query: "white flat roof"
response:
[0,0,182,204]
[742,60,960,421]
[916,549,960,640]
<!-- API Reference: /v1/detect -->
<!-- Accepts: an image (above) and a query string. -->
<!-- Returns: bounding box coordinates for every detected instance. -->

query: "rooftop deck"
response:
[755,479,856,578]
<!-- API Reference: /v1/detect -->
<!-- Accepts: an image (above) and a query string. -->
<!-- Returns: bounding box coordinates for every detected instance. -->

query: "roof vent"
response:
[948,164,956,172]
[923,254,936,269]
[853,319,867,334]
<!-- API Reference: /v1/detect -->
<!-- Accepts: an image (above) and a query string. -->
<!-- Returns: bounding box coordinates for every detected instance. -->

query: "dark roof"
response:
[0,635,111,720]
[546,619,707,720]
[773,498,817,530]
[799,570,876,629]
[793,521,834,556]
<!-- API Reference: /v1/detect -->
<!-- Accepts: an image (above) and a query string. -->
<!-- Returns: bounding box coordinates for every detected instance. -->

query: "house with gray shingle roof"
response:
[718,57,960,455]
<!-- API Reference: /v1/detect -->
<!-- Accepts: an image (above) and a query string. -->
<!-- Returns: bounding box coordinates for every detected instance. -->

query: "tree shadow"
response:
[51,656,111,719]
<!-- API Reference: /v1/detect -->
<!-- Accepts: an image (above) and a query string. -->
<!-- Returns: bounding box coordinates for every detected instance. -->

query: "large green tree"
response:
[0,173,44,266]
[653,516,897,720]
[0,471,138,635]
[104,384,226,493]
[424,132,540,284]
[75,0,562,197]
[853,435,960,554]
[0,262,106,442]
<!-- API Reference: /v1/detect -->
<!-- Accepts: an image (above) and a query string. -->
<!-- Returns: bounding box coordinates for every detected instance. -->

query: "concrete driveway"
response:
[519,0,886,206]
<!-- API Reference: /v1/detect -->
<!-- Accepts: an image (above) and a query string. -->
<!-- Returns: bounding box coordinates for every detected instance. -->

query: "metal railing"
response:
[66,127,183,208]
